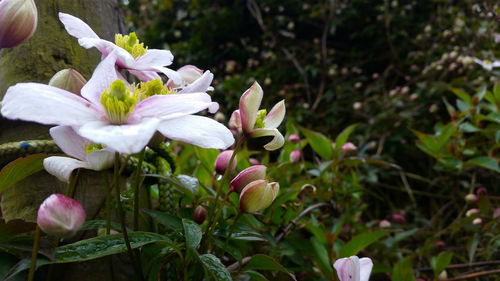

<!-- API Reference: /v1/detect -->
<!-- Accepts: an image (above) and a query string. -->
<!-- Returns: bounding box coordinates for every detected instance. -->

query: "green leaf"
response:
[141,209,183,232]
[0,154,50,195]
[335,124,358,151]
[246,254,297,280]
[459,122,480,133]
[450,87,471,105]
[78,220,130,232]
[494,81,500,103]
[392,257,415,281]
[299,127,333,160]
[194,146,219,174]
[383,228,418,248]
[245,270,269,281]
[214,239,242,263]
[182,219,202,249]
[340,231,389,257]
[1,258,50,281]
[466,157,500,173]
[430,252,453,276]
[468,233,479,264]
[310,237,333,278]
[176,174,199,194]
[199,254,232,281]
[54,232,168,263]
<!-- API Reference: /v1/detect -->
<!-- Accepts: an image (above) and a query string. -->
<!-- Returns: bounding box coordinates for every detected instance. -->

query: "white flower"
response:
[333,256,373,281]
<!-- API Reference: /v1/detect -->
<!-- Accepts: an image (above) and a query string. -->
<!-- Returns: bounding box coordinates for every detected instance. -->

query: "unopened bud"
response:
[249,158,261,165]
[464,194,478,203]
[193,206,207,224]
[437,271,447,281]
[37,194,86,238]
[288,134,300,144]
[214,112,225,123]
[341,142,357,154]
[436,241,446,248]
[228,110,242,130]
[493,208,500,220]
[390,214,406,224]
[476,187,487,196]
[230,165,267,193]
[379,219,391,228]
[353,102,362,110]
[49,69,87,95]
[214,150,236,175]
[240,180,279,213]
[466,208,479,217]
[290,149,301,163]
[472,218,482,225]
[0,0,37,48]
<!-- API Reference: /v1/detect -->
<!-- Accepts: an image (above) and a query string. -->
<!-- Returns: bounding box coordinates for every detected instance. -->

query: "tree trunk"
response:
[0,1,132,280]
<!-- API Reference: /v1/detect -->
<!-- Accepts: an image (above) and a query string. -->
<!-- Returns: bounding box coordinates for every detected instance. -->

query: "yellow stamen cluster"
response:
[134,79,174,102]
[101,80,137,124]
[254,109,267,129]
[115,32,147,59]
[84,142,105,154]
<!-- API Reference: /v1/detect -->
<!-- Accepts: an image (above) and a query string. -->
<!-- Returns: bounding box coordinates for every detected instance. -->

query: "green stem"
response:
[223,211,243,251]
[133,149,146,231]
[113,152,145,281]
[28,226,41,281]
[104,172,111,235]
[64,169,80,197]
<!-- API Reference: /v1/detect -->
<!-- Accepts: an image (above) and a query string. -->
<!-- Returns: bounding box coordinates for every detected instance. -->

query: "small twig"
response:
[27,226,41,281]
[275,202,329,243]
[444,269,500,281]
[417,260,500,271]
[227,257,252,272]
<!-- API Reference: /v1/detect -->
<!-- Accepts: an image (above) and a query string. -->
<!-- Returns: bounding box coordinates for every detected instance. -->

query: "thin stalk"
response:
[104,172,111,235]
[113,152,145,281]
[28,226,41,281]
[64,169,80,197]
[133,149,146,231]
[223,211,243,250]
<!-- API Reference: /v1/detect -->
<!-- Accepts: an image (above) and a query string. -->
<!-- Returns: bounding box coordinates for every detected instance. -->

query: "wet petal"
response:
[239,82,263,133]
[43,156,91,183]
[249,128,285,151]
[77,118,160,154]
[264,100,285,129]
[59,12,99,39]
[49,126,86,160]
[157,115,234,149]
[1,83,101,126]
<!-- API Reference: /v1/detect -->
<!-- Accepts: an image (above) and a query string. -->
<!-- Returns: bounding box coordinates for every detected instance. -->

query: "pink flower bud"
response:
[214,150,236,175]
[248,158,261,165]
[333,256,373,281]
[37,194,86,238]
[436,241,446,248]
[228,110,242,130]
[49,69,87,95]
[476,187,487,196]
[288,134,300,144]
[290,149,301,163]
[464,194,478,203]
[466,208,479,217]
[239,180,279,213]
[230,165,267,193]
[341,142,357,154]
[472,218,482,225]
[379,219,391,228]
[0,0,37,48]
[193,206,207,224]
[390,214,406,224]
[494,208,500,220]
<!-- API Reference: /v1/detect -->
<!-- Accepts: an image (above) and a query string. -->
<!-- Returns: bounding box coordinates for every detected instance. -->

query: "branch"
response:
[275,202,329,243]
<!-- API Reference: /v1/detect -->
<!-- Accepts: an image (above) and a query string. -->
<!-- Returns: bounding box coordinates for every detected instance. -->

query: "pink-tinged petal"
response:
[177,71,214,94]
[49,126,86,160]
[228,110,241,130]
[77,119,160,154]
[359,258,373,281]
[78,37,135,68]
[264,100,285,129]
[58,13,99,39]
[134,49,173,68]
[333,256,360,281]
[214,150,236,175]
[37,194,86,238]
[80,52,119,107]
[131,92,219,120]
[177,65,203,84]
[230,165,267,193]
[152,66,182,85]
[43,156,91,183]
[249,128,285,151]
[239,82,263,133]
[86,149,114,171]
[128,69,161,82]
[1,83,101,126]
[239,180,279,213]
[157,115,234,149]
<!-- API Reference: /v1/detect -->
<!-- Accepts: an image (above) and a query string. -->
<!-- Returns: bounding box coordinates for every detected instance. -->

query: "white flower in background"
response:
[473,58,500,71]
[333,256,373,281]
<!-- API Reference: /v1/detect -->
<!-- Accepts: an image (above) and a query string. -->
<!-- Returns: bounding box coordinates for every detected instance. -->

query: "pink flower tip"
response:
[466,208,480,217]
[0,0,37,48]
[288,134,300,144]
[476,187,487,196]
[436,241,446,248]
[464,194,478,203]
[390,213,406,224]
[37,194,86,238]
[341,142,357,154]
[472,218,482,225]
[214,150,236,175]
[230,165,267,193]
[249,158,261,165]
[193,205,207,224]
[379,219,391,228]
[290,149,301,163]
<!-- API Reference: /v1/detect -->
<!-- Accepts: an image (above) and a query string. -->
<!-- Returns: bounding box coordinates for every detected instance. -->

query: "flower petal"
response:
[77,118,160,154]
[333,256,360,281]
[86,149,114,171]
[230,165,267,193]
[177,71,214,94]
[359,258,373,281]
[228,110,242,130]
[152,66,182,85]
[134,49,174,68]
[49,126,87,160]
[43,156,91,183]
[130,92,219,120]
[78,37,135,67]
[1,83,101,126]
[239,82,263,133]
[80,52,119,107]
[264,100,285,129]
[128,69,161,82]
[249,128,285,151]
[59,12,99,39]
[157,115,234,149]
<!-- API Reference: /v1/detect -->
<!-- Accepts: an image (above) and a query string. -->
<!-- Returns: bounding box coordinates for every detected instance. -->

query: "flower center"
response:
[84,142,105,154]
[101,79,137,124]
[115,32,148,59]
[254,109,267,129]
[134,78,175,102]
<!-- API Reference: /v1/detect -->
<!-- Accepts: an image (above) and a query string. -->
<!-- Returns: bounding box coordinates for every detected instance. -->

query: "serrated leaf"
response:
[392,257,415,281]
[54,232,168,263]
[0,154,50,195]
[182,219,202,249]
[299,127,333,160]
[431,252,453,276]
[340,231,388,257]
[141,209,183,232]
[466,157,500,173]
[199,254,232,281]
